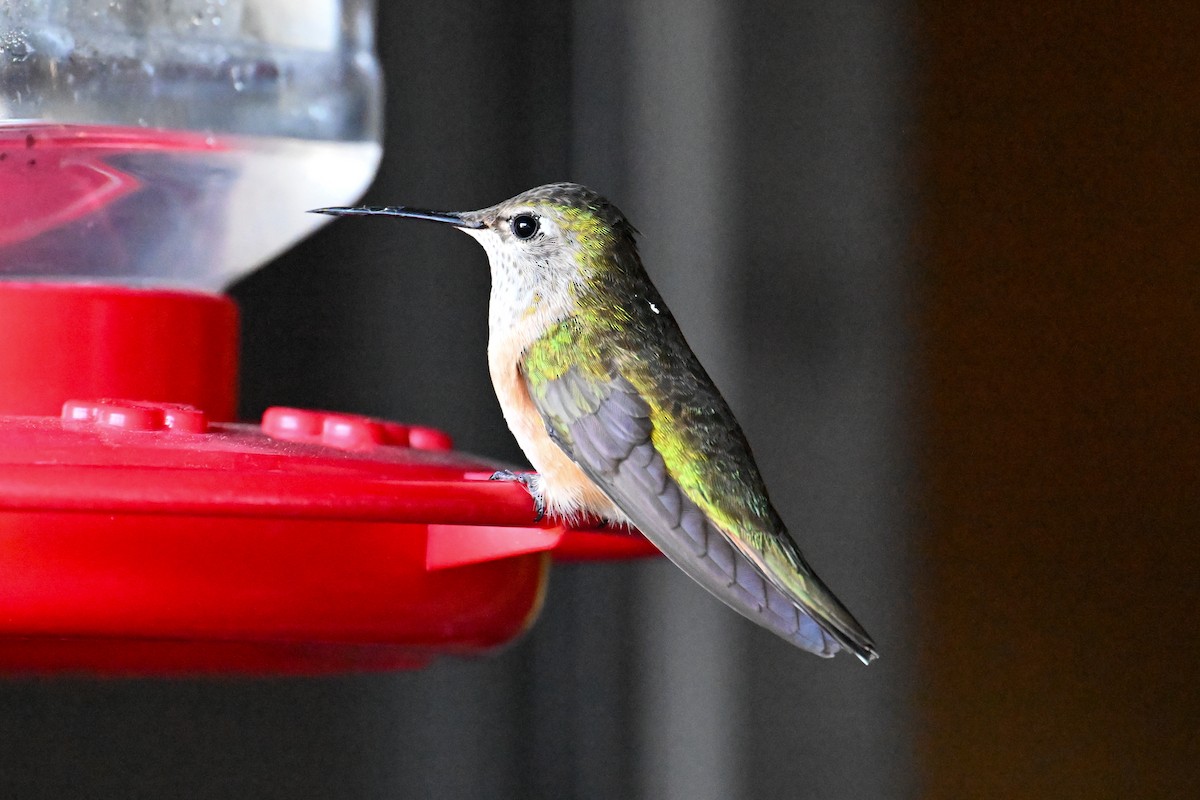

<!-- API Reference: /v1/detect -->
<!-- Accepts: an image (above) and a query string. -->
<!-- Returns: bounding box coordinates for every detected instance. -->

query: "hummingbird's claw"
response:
[490,470,546,523]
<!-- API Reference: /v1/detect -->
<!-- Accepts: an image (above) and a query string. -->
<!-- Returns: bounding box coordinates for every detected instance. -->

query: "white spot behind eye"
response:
[648,301,660,314]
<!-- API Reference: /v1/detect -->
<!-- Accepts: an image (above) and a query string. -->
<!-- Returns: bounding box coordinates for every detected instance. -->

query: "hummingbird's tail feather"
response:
[760,542,879,664]
[603,451,869,660]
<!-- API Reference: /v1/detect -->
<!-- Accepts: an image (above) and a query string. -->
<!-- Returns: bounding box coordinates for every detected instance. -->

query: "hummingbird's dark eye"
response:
[511,214,539,240]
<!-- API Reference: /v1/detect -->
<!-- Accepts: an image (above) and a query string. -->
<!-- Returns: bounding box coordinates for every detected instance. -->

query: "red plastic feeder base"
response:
[0,400,657,675]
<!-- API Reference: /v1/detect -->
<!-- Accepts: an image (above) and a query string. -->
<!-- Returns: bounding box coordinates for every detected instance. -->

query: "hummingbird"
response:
[312,183,878,663]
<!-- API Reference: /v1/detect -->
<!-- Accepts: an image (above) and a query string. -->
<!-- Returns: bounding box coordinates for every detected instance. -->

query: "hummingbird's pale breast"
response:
[472,234,624,522]
[487,320,624,523]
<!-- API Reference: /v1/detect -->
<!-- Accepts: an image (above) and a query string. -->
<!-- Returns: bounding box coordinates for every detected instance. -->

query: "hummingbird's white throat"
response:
[459,221,582,339]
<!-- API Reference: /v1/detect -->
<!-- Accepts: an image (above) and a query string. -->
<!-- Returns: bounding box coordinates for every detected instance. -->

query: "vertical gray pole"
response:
[625,3,747,800]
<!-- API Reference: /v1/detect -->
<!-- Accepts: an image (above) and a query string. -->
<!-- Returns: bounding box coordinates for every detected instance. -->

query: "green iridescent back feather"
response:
[521,204,785,551]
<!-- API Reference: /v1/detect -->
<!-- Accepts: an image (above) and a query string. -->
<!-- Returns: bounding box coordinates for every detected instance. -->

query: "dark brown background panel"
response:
[917,3,1200,798]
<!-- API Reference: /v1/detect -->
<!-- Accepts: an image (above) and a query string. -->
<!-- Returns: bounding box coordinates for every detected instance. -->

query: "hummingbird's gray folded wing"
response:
[528,366,844,657]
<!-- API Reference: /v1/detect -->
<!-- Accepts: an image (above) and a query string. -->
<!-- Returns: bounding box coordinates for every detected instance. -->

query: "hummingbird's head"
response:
[311,183,638,292]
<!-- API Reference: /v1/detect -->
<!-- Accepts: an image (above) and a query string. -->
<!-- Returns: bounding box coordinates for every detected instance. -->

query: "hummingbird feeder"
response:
[0,0,654,675]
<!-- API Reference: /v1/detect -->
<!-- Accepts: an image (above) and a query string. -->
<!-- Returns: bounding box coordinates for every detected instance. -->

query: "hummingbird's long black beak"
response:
[308,206,484,229]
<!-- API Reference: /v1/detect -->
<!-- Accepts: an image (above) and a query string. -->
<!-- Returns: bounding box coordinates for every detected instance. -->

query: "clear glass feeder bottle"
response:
[0,0,383,289]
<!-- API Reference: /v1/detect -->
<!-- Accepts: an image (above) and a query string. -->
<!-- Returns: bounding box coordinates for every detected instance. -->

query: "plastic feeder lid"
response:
[0,400,658,675]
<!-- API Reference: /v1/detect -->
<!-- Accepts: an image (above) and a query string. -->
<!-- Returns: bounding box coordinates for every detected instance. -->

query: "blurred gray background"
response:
[0,2,915,798]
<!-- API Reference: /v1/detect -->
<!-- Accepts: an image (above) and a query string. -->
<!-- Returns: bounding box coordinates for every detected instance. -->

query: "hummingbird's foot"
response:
[490,470,547,523]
